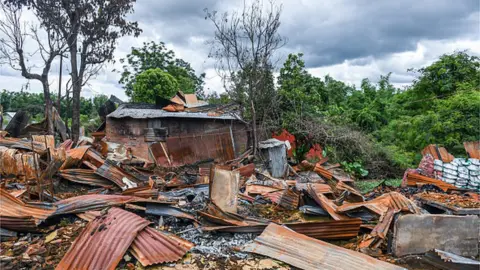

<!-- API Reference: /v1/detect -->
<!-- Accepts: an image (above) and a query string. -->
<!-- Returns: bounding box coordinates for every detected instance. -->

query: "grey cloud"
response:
[284,0,479,67]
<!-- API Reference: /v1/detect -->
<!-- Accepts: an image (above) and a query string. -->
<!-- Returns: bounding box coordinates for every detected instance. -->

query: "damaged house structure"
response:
[105,92,249,166]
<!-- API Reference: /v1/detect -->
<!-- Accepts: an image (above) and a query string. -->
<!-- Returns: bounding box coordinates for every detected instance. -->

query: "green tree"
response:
[119,41,205,99]
[131,68,179,103]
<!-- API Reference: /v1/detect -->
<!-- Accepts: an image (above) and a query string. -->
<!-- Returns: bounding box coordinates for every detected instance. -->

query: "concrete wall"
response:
[393,214,479,257]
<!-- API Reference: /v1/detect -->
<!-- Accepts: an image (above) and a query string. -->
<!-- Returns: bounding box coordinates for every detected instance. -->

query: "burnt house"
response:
[106,95,249,167]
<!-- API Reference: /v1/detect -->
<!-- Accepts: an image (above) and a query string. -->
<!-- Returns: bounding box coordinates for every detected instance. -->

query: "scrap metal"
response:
[307,184,351,220]
[262,189,299,210]
[422,249,480,270]
[0,189,55,231]
[337,192,420,216]
[422,144,455,163]
[463,141,480,159]
[95,160,139,189]
[130,227,194,266]
[57,207,150,270]
[204,219,361,240]
[241,223,405,270]
[405,172,458,191]
[145,203,197,222]
[58,169,113,187]
[53,194,141,215]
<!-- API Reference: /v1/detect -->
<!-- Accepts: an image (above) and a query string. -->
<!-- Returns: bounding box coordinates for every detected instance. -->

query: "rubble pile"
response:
[0,128,479,269]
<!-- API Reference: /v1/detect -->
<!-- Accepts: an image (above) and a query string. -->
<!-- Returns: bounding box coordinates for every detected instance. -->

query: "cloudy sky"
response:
[0,0,479,100]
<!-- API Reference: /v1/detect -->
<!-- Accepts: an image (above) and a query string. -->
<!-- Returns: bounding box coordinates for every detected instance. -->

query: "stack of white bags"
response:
[434,158,480,191]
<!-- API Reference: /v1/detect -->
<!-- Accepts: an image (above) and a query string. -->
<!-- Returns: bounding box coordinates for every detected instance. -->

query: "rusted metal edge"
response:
[56,207,150,270]
[241,223,406,270]
[130,227,194,266]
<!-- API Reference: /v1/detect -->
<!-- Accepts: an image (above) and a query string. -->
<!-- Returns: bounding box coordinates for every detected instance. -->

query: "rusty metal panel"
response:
[422,144,455,163]
[166,132,235,166]
[204,219,361,240]
[262,189,299,210]
[464,141,480,159]
[307,184,351,220]
[32,135,55,157]
[57,207,150,270]
[406,172,458,191]
[337,192,420,216]
[336,181,364,202]
[53,194,139,215]
[95,160,139,189]
[59,169,113,187]
[130,227,193,266]
[0,189,55,231]
[60,145,91,169]
[241,223,405,270]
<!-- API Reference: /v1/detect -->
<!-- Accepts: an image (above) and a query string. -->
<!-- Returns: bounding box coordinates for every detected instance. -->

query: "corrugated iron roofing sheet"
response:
[53,194,140,215]
[57,207,150,270]
[406,172,458,192]
[130,227,193,266]
[307,184,351,220]
[337,192,420,216]
[107,103,238,120]
[262,189,299,210]
[203,219,361,240]
[464,141,480,159]
[59,169,113,187]
[241,223,406,270]
[0,189,55,231]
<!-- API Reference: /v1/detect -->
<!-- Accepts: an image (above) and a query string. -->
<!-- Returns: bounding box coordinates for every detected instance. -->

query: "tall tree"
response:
[119,41,205,99]
[11,0,142,142]
[205,0,286,153]
[0,3,66,135]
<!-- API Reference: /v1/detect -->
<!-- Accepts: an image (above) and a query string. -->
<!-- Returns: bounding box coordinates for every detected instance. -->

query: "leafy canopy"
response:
[131,68,179,103]
[119,41,205,99]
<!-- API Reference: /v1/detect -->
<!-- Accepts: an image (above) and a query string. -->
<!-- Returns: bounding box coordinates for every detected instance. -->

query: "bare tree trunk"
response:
[42,80,54,135]
[57,55,62,115]
[69,45,81,143]
[251,99,258,155]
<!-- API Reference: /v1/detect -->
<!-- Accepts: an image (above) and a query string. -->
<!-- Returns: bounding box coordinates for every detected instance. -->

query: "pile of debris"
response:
[0,127,479,269]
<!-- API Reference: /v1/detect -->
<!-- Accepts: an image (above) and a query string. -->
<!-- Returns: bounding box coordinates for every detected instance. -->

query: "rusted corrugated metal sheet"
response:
[464,141,480,159]
[0,147,38,178]
[60,146,91,170]
[59,169,113,187]
[307,184,351,220]
[370,209,398,239]
[32,135,55,157]
[53,194,140,215]
[336,181,364,202]
[130,227,194,266]
[0,189,55,231]
[145,203,197,222]
[262,189,299,210]
[406,172,458,191]
[57,207,150,270]
[337,192,420,216]
[9,189,26,198]
[204,219,361,240]
[422,144,455,163]
[166,133,235,166]
[245,184,283,195]
[241,223,405,270]
[96,160,139,189]
[0,137,47,153]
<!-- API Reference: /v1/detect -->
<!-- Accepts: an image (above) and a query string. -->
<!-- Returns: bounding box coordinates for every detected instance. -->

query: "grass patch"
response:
[355,178,402,194]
